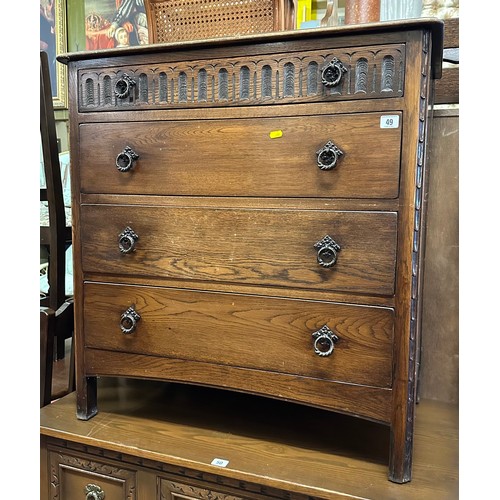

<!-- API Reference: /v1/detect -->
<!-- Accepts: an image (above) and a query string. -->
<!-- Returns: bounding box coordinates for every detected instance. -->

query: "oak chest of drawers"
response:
[59,19,443,484]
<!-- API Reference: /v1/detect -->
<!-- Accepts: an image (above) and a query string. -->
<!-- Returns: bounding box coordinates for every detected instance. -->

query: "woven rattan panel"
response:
[149,0,277,42]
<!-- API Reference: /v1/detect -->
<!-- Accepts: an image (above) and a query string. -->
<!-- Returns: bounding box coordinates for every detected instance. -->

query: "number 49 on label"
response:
[380,115,400,128]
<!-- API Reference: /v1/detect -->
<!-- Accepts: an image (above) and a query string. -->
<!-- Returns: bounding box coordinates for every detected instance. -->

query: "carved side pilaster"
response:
[403,29,432,476]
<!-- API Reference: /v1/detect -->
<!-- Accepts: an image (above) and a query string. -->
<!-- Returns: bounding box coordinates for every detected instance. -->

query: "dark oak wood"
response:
[79,113,402,198]
[83,283,394,388]
[80,206,397,294]
[59,21,443,483]
[40,380,458,500]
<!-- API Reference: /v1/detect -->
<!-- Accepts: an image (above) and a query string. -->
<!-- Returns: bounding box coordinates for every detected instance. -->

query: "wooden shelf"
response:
[41,379,458,499]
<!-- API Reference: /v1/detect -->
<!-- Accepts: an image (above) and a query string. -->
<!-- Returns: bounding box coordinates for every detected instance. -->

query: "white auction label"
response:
[380,115,400,128]
[211,458,229,467]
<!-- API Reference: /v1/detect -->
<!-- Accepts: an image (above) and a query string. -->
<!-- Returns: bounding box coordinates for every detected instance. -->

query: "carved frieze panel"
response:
[78,44,405,111]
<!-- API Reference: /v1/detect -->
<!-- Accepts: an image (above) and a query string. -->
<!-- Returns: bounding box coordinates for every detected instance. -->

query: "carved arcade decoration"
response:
[78,45,404,111]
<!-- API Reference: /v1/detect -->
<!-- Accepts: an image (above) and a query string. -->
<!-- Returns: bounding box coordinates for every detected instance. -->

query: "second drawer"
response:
[81,205,397,295]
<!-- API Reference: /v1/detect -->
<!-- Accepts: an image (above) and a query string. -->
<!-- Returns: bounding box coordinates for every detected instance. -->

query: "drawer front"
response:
[81,205,397,295]
[48,448,136,500]
[79,113,402,198]
[78,44,405,111]
[159,478,244,500]
[84,283,394,388]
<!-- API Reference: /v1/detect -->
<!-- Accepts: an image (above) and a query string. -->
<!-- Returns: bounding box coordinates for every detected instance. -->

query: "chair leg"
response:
[40,307,55,408]
[68,334,76,394]
[55,299,74,360]
[56,334,66,360]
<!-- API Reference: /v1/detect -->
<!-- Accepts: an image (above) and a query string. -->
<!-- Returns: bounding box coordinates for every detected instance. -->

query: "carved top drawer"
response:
[77,44,405,112]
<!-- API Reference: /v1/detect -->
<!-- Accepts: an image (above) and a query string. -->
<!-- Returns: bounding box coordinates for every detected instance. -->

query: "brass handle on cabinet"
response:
[114,73,136,98]
[314,235,341,268]
[85,484,105,500]
[312,325,339,357]
[321,57,347,87]
[118,226,139,254]
[316,140,344,170]
[116,146,139,172]
[120,306,141,334]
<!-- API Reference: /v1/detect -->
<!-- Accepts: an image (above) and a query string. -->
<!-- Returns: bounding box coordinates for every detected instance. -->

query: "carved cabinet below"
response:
[58,19,444,484]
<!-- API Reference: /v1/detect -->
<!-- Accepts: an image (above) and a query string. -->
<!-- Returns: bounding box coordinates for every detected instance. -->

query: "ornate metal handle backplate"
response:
[114,73,136,98]
[120,306,141,334]
[317,140,344,170]
[321,57,347,87]
[314,235,341,268]
[312,325,339,357]
[118,226,139,254]
[85,483,105,500]
[116,146,139,172]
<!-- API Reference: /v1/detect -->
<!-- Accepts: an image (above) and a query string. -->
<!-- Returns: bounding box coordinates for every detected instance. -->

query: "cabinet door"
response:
[48,449,136,500]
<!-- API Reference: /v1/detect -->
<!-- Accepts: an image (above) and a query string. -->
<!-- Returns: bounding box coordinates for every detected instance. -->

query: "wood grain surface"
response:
[79,113,402,198]
[40,380,458,500]
[81,205,398,295]
[83,282,394,387]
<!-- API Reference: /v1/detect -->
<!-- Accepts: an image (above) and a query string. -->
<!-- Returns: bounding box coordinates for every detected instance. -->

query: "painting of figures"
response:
[84,0,149,50]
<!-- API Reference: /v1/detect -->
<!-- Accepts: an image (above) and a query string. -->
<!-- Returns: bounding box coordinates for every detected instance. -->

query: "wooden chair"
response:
[144,0,295,44]
[40,50,75,405]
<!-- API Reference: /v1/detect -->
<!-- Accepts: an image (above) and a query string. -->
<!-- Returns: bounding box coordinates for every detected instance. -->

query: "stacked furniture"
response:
[47,19,444,497]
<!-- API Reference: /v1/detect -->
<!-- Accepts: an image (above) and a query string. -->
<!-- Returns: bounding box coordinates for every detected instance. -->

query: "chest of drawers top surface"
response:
[59,19,443,485]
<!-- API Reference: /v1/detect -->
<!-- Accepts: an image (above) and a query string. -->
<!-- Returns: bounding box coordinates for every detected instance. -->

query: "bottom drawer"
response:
[48,448,136,500]
[84,283,394,388]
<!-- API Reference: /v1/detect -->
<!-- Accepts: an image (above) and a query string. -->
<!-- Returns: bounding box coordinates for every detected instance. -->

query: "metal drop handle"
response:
[120,306,141,334]
[114,73,136,98]
[118,226,139,254]
[316,140,344,170]
[85,484,105,500]
[314,235,341,268]
[116,146,139,172]
[321,57,347,87]
[312,325,339,357]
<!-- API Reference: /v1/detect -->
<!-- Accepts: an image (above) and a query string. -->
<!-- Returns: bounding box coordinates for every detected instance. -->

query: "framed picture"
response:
[40,0,68,109]
[68,0,148,51]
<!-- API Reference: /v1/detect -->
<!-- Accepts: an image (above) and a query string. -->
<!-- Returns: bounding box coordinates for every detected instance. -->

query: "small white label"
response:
[380,115,400,128]
[211,458,229,467]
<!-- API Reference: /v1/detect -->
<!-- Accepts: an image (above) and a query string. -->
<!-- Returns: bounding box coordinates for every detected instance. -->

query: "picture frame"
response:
[40,0,68,109]
[67,0,149,52]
